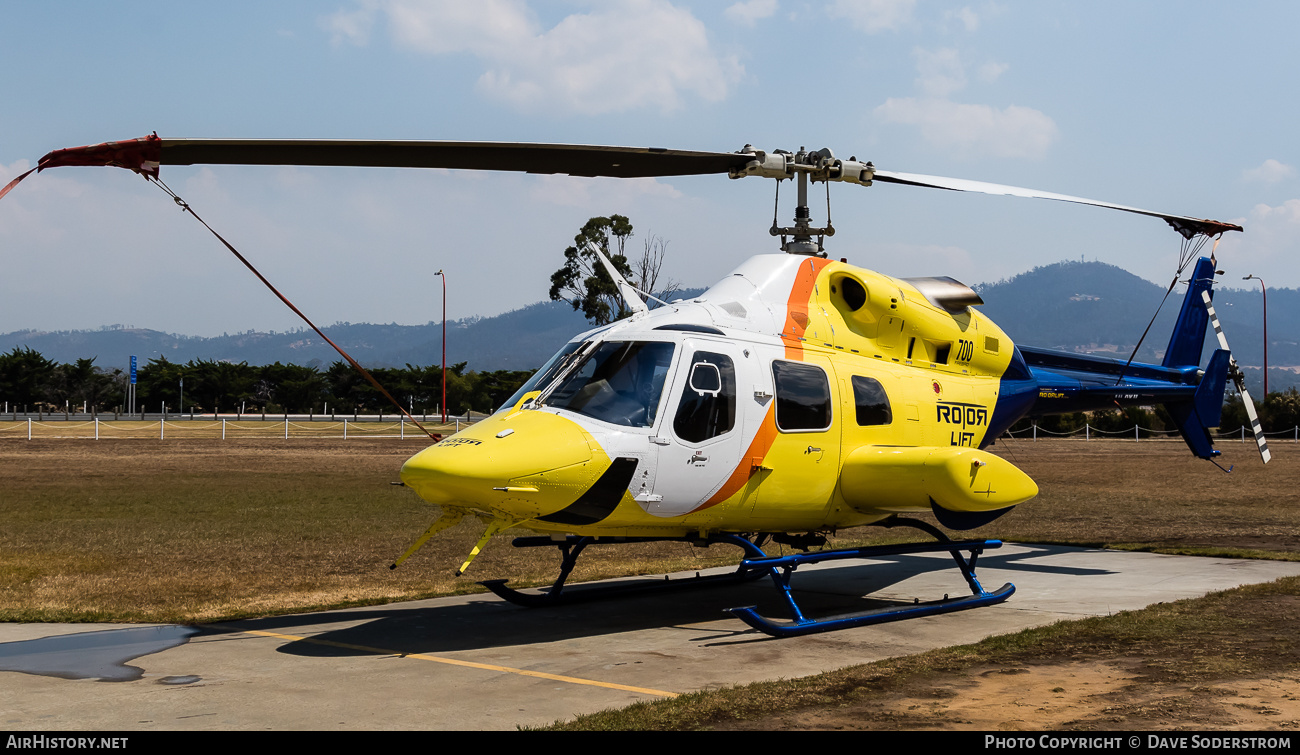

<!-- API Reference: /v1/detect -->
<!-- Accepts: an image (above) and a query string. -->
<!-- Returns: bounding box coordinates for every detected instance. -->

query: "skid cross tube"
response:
[480,534,768,607]
[727,517,1013,637]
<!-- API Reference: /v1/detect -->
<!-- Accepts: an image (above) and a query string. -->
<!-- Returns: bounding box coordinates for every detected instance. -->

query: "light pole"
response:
[1244,274,1268,400]
[435,269,447,424]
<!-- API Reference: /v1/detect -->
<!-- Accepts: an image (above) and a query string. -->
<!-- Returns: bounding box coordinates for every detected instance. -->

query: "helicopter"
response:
[3,134,1266,637]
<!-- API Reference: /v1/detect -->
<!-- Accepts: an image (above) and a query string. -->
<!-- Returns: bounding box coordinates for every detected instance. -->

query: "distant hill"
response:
[0,289,705,373]
[3,265,1295,394]
[974,261,1300,395]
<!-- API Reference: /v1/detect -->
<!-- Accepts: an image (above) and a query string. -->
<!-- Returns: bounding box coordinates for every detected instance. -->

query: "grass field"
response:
[0,435,1295,624]
[2,435,1297,730]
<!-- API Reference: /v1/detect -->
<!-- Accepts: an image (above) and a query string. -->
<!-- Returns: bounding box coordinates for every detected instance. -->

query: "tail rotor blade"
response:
[1202,291,1271,464]
[1238,387,1272,464]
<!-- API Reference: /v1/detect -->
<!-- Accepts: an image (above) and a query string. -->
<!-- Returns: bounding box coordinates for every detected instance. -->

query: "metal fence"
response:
[0,415,484,440]
[4,415,1296,443]
[1005,422,1300,442]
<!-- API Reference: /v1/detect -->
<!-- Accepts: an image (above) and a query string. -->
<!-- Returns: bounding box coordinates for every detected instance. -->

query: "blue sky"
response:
[2,1,1296,336]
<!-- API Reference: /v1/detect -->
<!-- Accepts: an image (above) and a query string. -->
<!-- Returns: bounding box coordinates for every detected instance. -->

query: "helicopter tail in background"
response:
[1018,257,1233,460]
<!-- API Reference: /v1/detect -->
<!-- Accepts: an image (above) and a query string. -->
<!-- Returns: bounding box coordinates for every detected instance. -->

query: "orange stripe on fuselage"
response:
[692,405,778,513]
[690,259,830,515]
[781,257,832,359]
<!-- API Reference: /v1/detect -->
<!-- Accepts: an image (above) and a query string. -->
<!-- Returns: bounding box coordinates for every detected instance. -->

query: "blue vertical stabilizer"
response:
[1164,348,1230,459]
[1163,257,1217,368]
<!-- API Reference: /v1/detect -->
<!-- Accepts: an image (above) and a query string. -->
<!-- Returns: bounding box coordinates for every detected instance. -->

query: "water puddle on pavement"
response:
[0,625,200,682]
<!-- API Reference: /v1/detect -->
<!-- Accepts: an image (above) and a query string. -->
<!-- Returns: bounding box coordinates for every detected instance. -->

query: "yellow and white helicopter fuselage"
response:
[400,253,1040,540]
[8,134,1246,635]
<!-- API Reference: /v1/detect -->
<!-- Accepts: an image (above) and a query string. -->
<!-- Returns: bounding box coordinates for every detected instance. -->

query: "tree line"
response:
[1009,389,1300,436]
[6,344,1300,432]
[0,347,533,416]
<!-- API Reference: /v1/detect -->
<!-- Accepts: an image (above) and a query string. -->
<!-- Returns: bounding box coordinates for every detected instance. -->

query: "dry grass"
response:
[545,576,1300,731]
[981,435,1300,556]
[0,438,741,623]
[0,436,1294,624]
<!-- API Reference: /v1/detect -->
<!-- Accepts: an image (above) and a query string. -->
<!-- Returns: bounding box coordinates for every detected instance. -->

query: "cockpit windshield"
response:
[497,340,587,412]
[543,341,675,428]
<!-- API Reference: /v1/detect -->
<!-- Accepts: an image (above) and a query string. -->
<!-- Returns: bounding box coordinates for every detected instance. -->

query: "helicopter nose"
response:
[400,410,604,519]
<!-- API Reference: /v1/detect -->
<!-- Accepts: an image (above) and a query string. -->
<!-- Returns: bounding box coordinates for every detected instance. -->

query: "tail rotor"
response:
[1201,291,1271,464]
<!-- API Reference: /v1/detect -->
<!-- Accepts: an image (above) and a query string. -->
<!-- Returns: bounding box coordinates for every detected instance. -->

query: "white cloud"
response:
[725,0,778,27]
[382,0,536,56]
[942,2,1008,33]
[911,48,1009,97]
[323,0,742,115]
[977,60,1009,83]
[1241,159,1295,184]
[914,48,966,98]
[826,0,915,33]
[874,97,1058,159]
[323,2,376,46]
[1217,199,1300,284]
[945,6,980,32]
[1,159,32,187]
[1251,198,1300,223]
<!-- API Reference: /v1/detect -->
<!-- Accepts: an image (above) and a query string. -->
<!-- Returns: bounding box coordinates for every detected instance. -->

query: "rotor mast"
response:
[730,145,877,256]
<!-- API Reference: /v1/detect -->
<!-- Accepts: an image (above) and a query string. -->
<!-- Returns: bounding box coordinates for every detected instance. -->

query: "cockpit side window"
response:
[851,375,892,426]
[673,351,736,443]
[772,360,832,432]
[546,341,675,428]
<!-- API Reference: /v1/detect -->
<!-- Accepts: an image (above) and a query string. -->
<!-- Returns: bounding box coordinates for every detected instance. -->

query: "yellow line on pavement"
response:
[241,629,679,698]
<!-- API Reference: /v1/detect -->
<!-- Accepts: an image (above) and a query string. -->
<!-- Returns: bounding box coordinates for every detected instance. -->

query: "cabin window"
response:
[772,360,832,432]
[673,352,736,443]
[851,375,892,426]
[546,341,675,428]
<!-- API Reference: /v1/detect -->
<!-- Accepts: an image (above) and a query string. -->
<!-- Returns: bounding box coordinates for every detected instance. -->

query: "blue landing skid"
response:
[479,523,1014,638]
[728,538,1014,638]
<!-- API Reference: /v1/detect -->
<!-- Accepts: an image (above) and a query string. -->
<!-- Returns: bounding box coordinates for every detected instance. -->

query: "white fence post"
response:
[285,418,289,439]
[344,419,348,439]
[222,418,226,440]
[401,419,405,439]
[28,417,32,440]
[1085,423,1090,441]
[95,418,99,440]
[160,419,165,440]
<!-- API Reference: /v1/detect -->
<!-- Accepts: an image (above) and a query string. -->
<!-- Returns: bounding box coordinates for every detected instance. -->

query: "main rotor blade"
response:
[159,139,751,179]
[872,169,1242,239]
[30,135,1243,239]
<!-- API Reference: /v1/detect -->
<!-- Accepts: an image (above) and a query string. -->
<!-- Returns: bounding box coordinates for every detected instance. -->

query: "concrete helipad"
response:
[4,544,1300,730]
